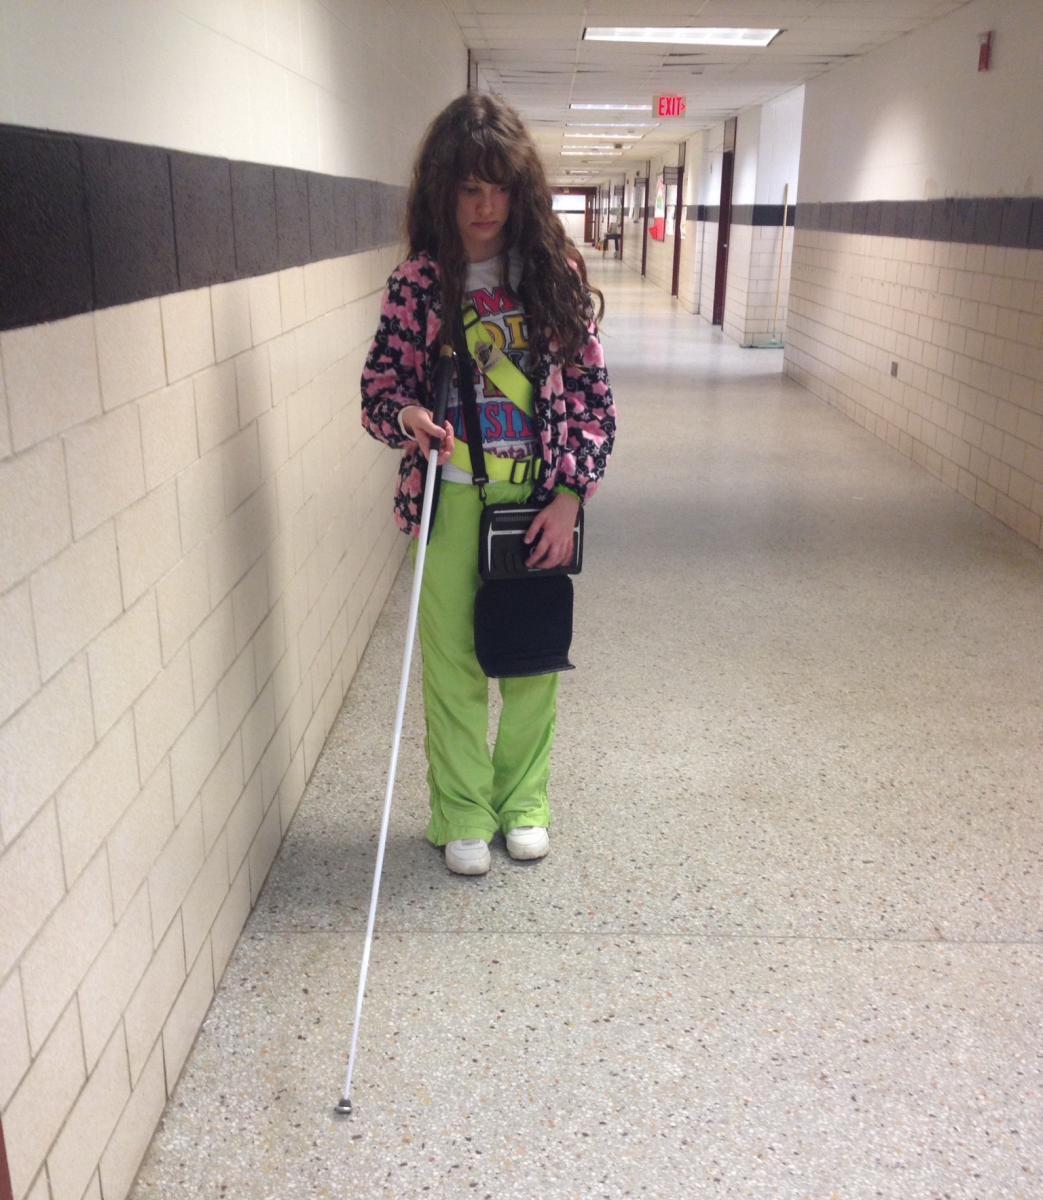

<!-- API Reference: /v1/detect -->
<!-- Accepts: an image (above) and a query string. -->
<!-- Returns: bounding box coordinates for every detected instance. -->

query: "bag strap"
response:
[451,320,489,497]
[461,302,534,412]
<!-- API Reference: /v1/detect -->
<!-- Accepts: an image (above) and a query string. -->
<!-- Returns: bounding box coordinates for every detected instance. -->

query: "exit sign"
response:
[654,94,687,118]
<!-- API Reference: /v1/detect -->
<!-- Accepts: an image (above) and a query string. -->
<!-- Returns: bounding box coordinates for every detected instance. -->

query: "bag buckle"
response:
[475,342,505,372]
[507,457,543,485]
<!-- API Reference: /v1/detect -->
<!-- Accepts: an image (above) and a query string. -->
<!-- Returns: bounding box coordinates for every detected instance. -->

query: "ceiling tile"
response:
[449,0,975,175]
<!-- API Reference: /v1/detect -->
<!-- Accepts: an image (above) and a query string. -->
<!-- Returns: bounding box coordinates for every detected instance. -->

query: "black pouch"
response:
[473,504,582,677]
[474,575,576,678]
[478,503,584,581]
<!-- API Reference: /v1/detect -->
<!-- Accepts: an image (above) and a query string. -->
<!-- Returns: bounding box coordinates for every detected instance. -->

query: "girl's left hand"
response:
[524,491,581,569]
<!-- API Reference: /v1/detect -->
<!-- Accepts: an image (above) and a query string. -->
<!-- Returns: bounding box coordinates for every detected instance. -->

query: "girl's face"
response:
[456,177,510,262]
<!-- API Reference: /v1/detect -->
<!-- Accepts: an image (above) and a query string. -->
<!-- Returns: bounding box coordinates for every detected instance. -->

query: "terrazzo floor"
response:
[130,257,1043,1199]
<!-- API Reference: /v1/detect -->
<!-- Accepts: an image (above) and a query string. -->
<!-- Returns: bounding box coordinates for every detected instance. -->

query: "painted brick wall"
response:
[786,228,1043,547]
[720,219,795,346]
[623,152,681,294]
[0,238,411,1200]
[676,214,706,317]
[0,3,466,1198]
[722,224,754,346]
[747,224,794,342]
[699,221,720,321]
[621,192,645,276]
[676,130,707,317]
[788,0,1043,548]
[627,111,799,349]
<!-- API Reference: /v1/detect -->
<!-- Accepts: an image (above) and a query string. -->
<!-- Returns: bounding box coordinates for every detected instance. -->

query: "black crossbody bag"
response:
[478,502,584,580]
[453,325,580,677]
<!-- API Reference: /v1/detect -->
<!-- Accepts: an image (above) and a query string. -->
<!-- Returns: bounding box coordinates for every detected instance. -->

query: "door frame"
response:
[712,118,737,326]
[640,161,651,276]
[670,144,686,297]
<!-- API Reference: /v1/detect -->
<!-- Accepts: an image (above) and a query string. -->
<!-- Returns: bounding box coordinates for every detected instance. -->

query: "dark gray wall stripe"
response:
[684,204,793,226]
[278,170,314,266]
[84,139,180,307]
[0,123,407,333]
[232,160,280,278]
[684,197,1042,245]
[731,204,796,228]
[170,151,235,291]
[0,132,94,327]
[795,197,1043,248]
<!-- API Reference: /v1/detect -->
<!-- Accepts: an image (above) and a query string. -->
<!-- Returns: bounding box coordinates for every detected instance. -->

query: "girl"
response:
[360,92,616,876]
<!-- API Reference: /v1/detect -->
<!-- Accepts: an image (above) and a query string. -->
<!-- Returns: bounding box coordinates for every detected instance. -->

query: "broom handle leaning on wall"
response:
[772,183,789,340]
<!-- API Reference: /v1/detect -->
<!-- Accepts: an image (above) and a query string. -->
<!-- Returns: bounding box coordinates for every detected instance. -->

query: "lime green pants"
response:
[415,481,558,846]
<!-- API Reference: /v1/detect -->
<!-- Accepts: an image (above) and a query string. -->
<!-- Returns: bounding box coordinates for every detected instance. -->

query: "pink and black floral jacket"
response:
[360,251,616,537]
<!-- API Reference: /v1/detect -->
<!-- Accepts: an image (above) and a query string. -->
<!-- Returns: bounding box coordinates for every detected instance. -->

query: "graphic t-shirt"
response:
[443,252,538,484]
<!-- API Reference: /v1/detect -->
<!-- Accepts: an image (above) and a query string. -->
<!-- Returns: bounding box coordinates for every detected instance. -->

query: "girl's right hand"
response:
[401,406,455,465]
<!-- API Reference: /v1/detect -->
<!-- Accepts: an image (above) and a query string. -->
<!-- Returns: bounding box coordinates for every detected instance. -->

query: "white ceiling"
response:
[442,0,973,182]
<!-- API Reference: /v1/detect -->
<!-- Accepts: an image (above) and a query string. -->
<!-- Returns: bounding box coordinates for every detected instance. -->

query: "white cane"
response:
[335,344,455,1117]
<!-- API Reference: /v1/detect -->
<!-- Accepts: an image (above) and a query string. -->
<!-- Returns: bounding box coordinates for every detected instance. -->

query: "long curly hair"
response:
[406,92,604,362]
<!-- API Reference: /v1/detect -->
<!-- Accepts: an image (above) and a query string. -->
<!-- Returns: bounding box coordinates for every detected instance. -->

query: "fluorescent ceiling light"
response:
[561,150,623,157]
[584,27,781,47]
[565,132,643,139]
[562,144,632,151]
[566,122,658,128]
[570,103,649,111]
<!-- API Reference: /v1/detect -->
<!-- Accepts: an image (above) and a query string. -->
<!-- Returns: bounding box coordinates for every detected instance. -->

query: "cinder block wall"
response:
[721,218,796,346]
[699,221,721,319]
[676,131,706,316]
[676,211,705,316]
[632,151,680,294]
[622,138,708,311]
[718,91,802,347]
[628,100,802,350]
[720,109,762,344]
[0,4,465,1199]
[620,176,645,275]
[744,87,803,346]
[787,0,1043,548]
[744,222,794,342]
[693,124,726,322]
[722,223,755,345]
[787,225,1043,546]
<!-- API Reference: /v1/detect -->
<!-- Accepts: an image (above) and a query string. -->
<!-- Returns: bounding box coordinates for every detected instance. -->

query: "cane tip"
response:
[334,1096,353,1117]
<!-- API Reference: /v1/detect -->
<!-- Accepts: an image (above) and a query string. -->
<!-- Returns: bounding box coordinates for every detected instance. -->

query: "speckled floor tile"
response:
[132,933,1041,1199]
[130,259,1043,1199]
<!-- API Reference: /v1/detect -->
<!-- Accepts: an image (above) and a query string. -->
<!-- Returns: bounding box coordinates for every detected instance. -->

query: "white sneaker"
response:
[444,839,490,875]
[505,826,549,861]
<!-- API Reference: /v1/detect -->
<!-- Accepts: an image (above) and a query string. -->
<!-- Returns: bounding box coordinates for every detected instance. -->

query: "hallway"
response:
[127,258,1042,1199]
